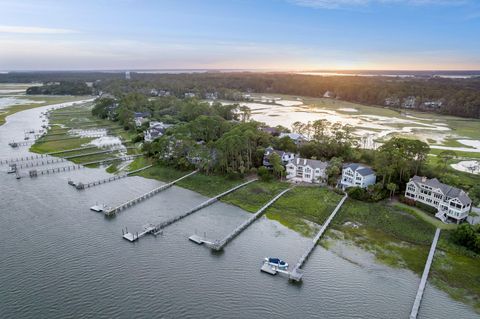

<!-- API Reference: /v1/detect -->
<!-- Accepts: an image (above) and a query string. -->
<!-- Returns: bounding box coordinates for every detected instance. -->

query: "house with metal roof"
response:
[285,157,328,184]
[340,163,376,189]
[405,176,472,223]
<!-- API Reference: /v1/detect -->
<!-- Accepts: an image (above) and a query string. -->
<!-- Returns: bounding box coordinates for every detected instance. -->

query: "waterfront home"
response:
[384,97,400,107]
[405,176,472,223]
[323,91,334,98]
[144,121,172,142]
[262,146,295,167]
[402,96,416,109]
[204,92,218,100]
[260,126,280,136]
[340,163,376,189]
[134,111,151,127]
[422,100,443,109]
[286,157,328,184]
[184,92,196,98]
[278,132,306,144]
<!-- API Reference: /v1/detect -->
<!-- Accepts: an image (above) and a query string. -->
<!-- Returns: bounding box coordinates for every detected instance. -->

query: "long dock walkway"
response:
[206,187,292,251]
[21,155,141,178]
[123,179,257,242]
[289,193,348,282]
[0,143,125,165]
[409,228,441,319]
[71,165,153,189]
[104,170,199,216]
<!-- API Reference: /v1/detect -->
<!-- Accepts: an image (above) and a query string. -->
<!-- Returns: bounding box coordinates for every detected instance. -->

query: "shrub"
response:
[451,224,480,254]
[257,166,273,182]
[415,201,437,214]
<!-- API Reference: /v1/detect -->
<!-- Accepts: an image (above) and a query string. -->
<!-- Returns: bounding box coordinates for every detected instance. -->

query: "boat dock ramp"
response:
[104,170,199,217]
[122,179,257,242]
[287,193,348,281]
[257,193,348,282]
[201,188,292,251]
[70,164,153,189]
[409,228,441,319]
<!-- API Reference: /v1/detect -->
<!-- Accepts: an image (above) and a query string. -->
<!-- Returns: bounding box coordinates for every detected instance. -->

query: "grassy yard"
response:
[324,198,480,313]
[431,237,480,313]
[221,180,290,212]
[328,199,436,273]
[266,186,343,237]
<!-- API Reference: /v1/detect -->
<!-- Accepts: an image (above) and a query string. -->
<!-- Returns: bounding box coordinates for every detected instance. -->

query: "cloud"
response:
[288,0,468,9]
[0,25,77,34]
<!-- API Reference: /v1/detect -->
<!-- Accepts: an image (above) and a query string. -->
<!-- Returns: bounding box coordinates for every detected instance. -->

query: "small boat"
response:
[264,257,288,269]
[7,166,17,174]
[90,204,108,212]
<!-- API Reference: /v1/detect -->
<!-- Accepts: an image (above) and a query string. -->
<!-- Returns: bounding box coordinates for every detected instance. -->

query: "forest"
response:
[1,71,479,118]
[26,81,93,95]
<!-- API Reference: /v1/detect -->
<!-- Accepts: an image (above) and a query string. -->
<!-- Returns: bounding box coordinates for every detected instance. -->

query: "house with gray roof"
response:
[340,163,376,189]
[262,146,295,168]
[286,157,328,184]
[405,176,472,223]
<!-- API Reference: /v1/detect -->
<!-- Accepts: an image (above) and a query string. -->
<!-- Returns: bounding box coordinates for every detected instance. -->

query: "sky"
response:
[0,0,480,71]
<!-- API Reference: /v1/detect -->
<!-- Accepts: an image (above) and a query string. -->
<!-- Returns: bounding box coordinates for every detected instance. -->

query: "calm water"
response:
[0,104,477,318]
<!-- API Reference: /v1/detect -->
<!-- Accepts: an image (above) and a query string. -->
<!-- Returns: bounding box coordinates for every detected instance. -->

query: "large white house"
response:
[340,163,376,189]
[405,176,472,223]
[286,157,328,184]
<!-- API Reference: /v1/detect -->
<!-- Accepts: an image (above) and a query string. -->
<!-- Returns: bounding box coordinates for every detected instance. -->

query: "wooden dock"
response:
[122,179,257,242]
[71,165,152,189]
[289,194,348,282]
[21,155,141,178]
[409,228,441,319]
[206,188,292,251]
[105,170,199,217]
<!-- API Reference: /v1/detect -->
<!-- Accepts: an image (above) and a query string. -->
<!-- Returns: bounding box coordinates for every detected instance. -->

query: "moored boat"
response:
[264,257,288,269]
[90,204,108,212]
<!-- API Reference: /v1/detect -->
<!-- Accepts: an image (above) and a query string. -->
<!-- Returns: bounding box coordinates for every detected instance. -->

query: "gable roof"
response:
[343,163,375,176]
[291,157,328,170]
[410,176,472,205]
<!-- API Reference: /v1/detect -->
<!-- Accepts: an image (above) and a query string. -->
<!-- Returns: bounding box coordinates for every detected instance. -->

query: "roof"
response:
[343,163,375,176]
[264,147,294,159]
[279,132,305,141]
[290,157,328,170]
[410,176,472,205]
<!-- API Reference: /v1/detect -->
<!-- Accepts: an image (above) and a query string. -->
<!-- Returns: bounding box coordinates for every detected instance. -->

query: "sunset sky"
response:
[1,0,479,71]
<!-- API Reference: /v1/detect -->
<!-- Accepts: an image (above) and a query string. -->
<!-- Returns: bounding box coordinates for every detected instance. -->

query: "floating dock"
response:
[205,187,292,251]
[122,179,257,242]
[409,228,441,319]
[288,194,348,282]
[105,170,199,216]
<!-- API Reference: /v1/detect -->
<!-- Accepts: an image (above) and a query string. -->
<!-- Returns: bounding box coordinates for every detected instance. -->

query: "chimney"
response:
[421,176,427,183]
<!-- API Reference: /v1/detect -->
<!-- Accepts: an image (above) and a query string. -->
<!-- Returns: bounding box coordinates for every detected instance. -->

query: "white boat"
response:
[90,204,108,212]
[264,257,288,269]
[7,166,17,174]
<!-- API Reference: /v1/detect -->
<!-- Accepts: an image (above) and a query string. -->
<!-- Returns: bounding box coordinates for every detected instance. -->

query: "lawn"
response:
[325,198,480,313]
[266,186,343,237]
[221,180,290,212]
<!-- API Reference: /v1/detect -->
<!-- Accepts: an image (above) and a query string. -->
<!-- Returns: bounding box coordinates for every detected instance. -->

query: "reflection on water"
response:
[0,103,477,318]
